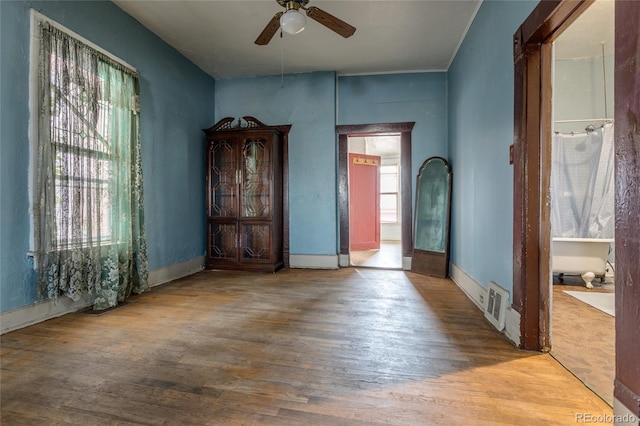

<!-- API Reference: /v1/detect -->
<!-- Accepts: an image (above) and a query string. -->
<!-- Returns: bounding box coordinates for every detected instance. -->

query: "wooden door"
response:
[349,153,380,251]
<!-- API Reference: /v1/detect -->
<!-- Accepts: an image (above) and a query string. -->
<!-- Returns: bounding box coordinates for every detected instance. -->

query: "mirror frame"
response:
[412,156,452,278]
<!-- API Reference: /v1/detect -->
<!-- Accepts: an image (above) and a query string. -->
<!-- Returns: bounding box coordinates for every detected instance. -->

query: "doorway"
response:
[513,0,640,418]
[336,122,415,270]
[348,136,401,269]
[548,0,615,406]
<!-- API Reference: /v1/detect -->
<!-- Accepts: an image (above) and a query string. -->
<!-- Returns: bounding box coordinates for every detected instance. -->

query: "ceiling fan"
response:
[255,0,356,45]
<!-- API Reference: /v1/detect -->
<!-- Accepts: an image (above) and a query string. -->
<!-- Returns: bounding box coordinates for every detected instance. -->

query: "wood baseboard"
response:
[614,383,640,424]
[289,254,339,269]
[148,256,204,287]
[450,263,520,347]
[450,264,486,310]
[1,256,205,334]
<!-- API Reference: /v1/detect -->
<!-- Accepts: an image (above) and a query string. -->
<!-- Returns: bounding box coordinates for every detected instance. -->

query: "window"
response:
[380,164,399,223]
[31,11,148,309]
[32,16,140,251]
[51,78,114,247]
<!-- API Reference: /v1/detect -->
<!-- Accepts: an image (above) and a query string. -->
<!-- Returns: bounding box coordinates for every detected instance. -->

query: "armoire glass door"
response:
[208,139,237,218]
[207,139,238,260]
[240,137,272,261]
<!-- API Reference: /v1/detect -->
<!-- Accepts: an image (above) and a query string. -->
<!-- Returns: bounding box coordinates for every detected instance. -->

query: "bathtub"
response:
[552,237,614,288]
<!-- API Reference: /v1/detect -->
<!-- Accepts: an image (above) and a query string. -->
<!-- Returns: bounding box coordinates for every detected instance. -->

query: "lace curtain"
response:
[34,22,148,309]
[550,123,615,239]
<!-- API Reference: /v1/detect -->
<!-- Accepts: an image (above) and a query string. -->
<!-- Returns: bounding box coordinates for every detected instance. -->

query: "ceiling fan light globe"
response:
[280,10,306,35]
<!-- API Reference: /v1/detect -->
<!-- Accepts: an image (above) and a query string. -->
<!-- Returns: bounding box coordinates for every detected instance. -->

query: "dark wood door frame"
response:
[514,0,640,417]
[613,0,640,414]
[337,123,415,263]
[512,0,593,352]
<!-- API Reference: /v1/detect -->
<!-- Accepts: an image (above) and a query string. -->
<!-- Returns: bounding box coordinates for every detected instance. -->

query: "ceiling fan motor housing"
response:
[277,0,310,8]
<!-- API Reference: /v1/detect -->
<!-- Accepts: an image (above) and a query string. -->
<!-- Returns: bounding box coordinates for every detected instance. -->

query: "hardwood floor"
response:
[350,241,402,269]
[1,269,612,425]
[551,275,615,406]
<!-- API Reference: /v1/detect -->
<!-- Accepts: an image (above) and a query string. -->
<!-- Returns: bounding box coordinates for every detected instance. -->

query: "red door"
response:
[349,153,380,250]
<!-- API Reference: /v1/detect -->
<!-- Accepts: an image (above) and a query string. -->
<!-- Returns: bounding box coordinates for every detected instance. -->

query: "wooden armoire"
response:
[203,117,291,272]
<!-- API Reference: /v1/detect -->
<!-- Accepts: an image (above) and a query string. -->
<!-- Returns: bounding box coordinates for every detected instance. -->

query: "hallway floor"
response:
[350,241,402,269]
[551,274,615,407]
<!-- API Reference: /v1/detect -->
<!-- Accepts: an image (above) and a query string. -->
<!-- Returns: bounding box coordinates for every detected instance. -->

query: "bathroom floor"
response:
[551,274,615,406]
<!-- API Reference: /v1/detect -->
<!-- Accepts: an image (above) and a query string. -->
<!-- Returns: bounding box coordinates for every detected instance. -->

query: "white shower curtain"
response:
[551,123,615,238]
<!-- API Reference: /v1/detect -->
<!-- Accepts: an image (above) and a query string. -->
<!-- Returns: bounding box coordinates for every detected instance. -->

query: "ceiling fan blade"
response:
[255,12,283,45]
[305,6,356,38]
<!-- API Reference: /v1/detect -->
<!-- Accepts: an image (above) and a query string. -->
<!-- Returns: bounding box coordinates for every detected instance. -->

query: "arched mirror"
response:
[412,157,452,278]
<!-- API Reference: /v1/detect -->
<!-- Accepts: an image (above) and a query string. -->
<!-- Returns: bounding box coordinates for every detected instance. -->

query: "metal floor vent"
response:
[484,282,509,331]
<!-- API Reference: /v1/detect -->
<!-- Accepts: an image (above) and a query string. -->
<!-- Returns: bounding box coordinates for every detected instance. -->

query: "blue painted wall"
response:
[0,0,215,312]
[214,72,337,255]
[215,72,448,256]
[338,72,448,208]
[448,0,538,294]
[1,0,539,315]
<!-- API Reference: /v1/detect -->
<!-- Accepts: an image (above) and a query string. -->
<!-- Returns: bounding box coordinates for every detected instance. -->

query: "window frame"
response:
[379,163,400,224]
[28,10,138,253]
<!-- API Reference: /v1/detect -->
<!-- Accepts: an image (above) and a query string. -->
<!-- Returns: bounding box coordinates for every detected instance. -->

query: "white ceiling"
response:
[111,0,614,79]
[112,0,482,79]
[554,0,614,60]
